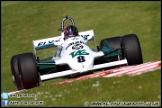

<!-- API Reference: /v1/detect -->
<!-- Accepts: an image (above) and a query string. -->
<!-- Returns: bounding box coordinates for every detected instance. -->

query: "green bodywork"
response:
[100,40,119,58]
[38,56,56,70]
[104,51,118,58]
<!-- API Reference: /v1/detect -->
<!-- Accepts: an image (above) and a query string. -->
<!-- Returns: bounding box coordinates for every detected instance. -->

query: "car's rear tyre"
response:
[18,53,40,89]
[121,34,143,65]
[11,54,23,90]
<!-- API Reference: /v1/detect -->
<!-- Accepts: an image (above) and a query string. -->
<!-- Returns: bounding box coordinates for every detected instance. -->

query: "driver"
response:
[64,25,79,40]
[53,25,79,59]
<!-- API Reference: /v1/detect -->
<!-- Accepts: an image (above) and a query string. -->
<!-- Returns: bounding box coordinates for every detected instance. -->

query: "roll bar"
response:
[59,16,75,32]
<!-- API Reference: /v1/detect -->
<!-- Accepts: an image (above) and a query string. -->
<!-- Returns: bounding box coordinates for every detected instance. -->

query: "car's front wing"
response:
[40,58,128,81]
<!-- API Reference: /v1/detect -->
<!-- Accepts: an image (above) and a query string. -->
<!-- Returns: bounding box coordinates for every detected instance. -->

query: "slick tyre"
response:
[11,54,23,90]
[18,53,40,89]
[122,34,143,65]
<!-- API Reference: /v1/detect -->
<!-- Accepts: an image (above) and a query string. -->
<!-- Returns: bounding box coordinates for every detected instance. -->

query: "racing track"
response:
[8,60,161,95]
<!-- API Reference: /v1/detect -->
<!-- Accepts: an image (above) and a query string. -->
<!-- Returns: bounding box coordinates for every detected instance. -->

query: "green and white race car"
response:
[10,16,143,90]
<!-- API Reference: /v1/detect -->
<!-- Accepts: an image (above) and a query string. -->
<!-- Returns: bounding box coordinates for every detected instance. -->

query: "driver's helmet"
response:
[64,25,79,39]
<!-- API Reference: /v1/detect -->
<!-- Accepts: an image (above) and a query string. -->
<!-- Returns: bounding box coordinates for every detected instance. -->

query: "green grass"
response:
[7,70,161,107]
[1,1,161,107]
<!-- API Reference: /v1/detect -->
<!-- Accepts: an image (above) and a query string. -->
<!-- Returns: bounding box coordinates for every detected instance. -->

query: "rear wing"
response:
[32,29,95,51]
[33,35,63,51]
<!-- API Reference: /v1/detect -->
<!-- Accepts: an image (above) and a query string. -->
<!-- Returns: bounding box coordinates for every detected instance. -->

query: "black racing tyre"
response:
[122,34,143,65]
[10,54,23,90]
[100,36,124,60]
[18,53,40,89]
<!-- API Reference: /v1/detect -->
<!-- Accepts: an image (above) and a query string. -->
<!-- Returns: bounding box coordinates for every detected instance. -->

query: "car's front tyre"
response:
[11,54,23,90]
[18,53,41,89]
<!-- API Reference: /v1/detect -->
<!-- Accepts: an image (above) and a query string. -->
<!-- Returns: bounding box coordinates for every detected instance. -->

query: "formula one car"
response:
[10,16,143,90]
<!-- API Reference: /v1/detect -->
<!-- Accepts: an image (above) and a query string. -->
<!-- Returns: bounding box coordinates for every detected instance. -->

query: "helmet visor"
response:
[65,31,75,37]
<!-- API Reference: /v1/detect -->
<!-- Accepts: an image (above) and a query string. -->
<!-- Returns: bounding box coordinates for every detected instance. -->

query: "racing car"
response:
[10,16,143,90]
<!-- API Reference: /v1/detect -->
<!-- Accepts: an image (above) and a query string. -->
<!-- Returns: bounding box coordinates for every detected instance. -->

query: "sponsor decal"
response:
[37,40,54,46]
[69,50,89,58]
[55,38,61,42]
[66,41,87,50]
[72,44,83,50]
